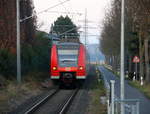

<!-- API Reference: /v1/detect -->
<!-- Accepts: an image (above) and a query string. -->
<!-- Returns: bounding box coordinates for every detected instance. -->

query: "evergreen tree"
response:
[50,16,79,39]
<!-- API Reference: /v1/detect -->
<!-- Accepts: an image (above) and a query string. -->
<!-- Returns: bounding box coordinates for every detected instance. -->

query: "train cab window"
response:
[58,49,78,67]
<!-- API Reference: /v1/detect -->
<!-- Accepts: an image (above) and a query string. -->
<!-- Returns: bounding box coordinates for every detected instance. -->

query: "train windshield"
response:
[58,49,78,67]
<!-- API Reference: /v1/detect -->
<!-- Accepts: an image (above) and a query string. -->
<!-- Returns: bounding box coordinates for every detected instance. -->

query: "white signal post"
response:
[120,0,125,114]
[16,0,21,83]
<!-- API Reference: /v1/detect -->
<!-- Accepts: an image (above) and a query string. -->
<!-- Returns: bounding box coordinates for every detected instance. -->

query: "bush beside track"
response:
[0,31,51,79]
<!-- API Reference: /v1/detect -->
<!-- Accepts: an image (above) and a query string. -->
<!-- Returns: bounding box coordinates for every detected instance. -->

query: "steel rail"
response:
[24,89,59,114]
[58,89,79,114]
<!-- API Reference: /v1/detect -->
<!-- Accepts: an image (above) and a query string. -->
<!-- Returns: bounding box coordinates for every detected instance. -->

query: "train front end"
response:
[50,42,87,84]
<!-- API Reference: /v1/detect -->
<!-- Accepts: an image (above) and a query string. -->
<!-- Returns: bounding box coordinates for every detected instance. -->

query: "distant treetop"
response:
[50,15,79,40]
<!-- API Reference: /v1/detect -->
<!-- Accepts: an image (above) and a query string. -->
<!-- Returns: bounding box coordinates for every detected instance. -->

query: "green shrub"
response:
[0,31,52,79]
[21,31,52,74]
[0,49,16,78]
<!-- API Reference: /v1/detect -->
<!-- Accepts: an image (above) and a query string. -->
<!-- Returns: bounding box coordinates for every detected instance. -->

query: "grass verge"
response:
[0,71,49,113]
[128,81,150,99]
[103,65,120,78]
[88,71,107,114]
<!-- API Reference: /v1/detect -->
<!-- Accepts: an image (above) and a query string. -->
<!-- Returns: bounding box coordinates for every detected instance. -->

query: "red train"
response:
[50,42,90,86]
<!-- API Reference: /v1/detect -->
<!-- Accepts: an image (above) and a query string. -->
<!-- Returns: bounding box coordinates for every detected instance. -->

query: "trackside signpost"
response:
[133,56,140,80]
[133,56,140,63]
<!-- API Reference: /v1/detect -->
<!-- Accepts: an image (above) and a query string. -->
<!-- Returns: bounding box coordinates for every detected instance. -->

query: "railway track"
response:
[24,89,59,114]
[24,89,79,114]
[57,89,78,114]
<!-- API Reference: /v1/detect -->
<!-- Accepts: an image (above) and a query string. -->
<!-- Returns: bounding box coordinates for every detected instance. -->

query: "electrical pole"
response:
[120,0,125,114]
[16,0,21,83]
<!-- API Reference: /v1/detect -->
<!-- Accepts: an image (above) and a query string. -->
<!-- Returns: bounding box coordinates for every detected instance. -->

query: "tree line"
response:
[100,0,150,83]
[0,0,36,52]
[0,0,50,79]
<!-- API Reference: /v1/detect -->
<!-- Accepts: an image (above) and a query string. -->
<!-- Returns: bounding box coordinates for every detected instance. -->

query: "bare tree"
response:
[0,0,36,53]
[100,0,150,82]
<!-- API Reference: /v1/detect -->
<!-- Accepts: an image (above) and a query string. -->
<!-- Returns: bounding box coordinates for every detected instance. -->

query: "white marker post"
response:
[140,76,143,86]
[111,80,115,114]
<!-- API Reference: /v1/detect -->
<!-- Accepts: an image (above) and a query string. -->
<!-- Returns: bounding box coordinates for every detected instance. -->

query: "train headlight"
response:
[79,66,83,70]
[52,67,57,70]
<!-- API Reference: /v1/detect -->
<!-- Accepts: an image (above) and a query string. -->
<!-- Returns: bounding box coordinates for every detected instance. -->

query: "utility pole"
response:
[120,0,125,114]
[16,0,21,83]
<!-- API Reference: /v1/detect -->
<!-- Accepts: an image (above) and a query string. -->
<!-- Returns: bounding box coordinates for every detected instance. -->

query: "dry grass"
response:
[0,71,48,113]
[0,82,40,112]
[0,92,9,111]
[88,79,107,114]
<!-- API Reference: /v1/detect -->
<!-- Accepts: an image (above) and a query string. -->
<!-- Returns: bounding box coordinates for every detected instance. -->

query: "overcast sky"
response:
[33,0,112,44]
